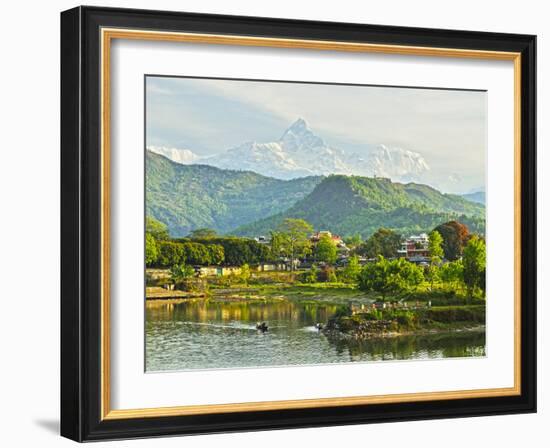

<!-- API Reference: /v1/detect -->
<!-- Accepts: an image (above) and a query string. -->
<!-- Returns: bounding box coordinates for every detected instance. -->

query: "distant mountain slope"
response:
[235,175,485,238]
[146,151,322,237]
[461,191,486,205]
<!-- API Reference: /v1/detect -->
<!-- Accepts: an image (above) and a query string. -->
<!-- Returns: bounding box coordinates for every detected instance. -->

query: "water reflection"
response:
[328,331,486,362]
[145,300,486,371]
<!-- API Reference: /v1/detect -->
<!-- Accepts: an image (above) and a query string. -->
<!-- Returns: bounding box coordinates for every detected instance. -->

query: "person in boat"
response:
[256,322,268,332]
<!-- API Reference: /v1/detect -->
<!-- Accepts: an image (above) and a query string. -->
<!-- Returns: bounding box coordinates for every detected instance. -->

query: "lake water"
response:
[145,299,486,372]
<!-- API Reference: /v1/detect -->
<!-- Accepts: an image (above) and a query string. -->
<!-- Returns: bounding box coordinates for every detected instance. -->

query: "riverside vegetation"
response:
[145,214,486,342]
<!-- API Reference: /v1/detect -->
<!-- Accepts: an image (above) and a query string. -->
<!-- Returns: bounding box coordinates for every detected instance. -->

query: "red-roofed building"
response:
[310,231,349,255]
[310,230,343,245]
[397,233,430,260]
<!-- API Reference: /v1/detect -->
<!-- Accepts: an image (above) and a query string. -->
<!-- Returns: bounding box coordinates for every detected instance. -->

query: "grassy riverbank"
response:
[147,268,484,302]
[323,304,485,339]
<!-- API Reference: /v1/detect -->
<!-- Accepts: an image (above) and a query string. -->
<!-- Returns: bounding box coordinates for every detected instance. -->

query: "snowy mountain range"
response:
[147,146,200,165]
[147,118,431,182]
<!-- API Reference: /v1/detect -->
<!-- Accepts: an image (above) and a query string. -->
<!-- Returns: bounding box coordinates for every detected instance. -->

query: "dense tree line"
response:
[147,236,278,268]
[189,237,272,266]
[145,218,223,267]
[145,217,277,267]
[155,241,225,267]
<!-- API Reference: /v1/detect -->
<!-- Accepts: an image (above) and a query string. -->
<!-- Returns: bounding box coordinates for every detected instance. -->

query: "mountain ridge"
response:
[146,148,485,240]
[234,174,485,238]
[461,191,486,205]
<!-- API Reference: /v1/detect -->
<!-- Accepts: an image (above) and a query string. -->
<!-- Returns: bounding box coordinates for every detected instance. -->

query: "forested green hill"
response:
[234,175,485,237]
[146,151,322,236]
[147,151,484,239]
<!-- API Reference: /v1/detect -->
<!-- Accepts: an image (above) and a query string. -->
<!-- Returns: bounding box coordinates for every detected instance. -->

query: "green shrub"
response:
[420,305,485,323]
[332,305,352,319]
[299,265,319,283]
[395,311,415,328]
[319,266,337,283]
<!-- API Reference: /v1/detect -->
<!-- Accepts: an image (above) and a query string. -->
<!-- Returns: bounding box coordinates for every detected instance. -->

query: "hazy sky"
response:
[146,76,487,193]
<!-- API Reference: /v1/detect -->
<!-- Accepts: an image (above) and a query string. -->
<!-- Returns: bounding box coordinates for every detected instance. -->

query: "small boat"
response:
[256,322,268,332]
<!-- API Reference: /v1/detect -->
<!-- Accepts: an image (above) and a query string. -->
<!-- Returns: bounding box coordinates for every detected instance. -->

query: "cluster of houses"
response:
[255,230,432,269]
[397,233,431,264]
[195,263,291,277]
[308,230,432,266]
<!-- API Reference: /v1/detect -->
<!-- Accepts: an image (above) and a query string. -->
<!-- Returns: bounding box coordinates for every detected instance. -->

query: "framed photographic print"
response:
[60,6,537,442]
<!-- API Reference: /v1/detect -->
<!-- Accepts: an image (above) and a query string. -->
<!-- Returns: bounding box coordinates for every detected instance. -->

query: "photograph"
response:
[144,76,488,372]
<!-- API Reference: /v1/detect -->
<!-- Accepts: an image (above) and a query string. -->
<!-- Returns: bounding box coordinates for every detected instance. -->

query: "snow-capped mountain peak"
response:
[148,146,199,165]
[151,120,431,182]
[280,117,310,140]
[280,118,327,154]
[366,145,431,176]
[285,117,308,133]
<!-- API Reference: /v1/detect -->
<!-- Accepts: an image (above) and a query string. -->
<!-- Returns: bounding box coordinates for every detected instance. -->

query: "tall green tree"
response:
[439,260,464,292]
[462,235,486,297]
[240,263,251,285]
[426,230,443,290]
[315,234,337,264]
[357,228,402,258]
[170,263,195,290]
[424,264,440,291]
[428,230,444,263]
[342,255,361,283]
[344,234,362,250]
[145,233,158,266]
[394,258,424,291]
[274,218,314,271]
[433,221,470,261]
[146,216,170,240]
[269,231,286,260]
